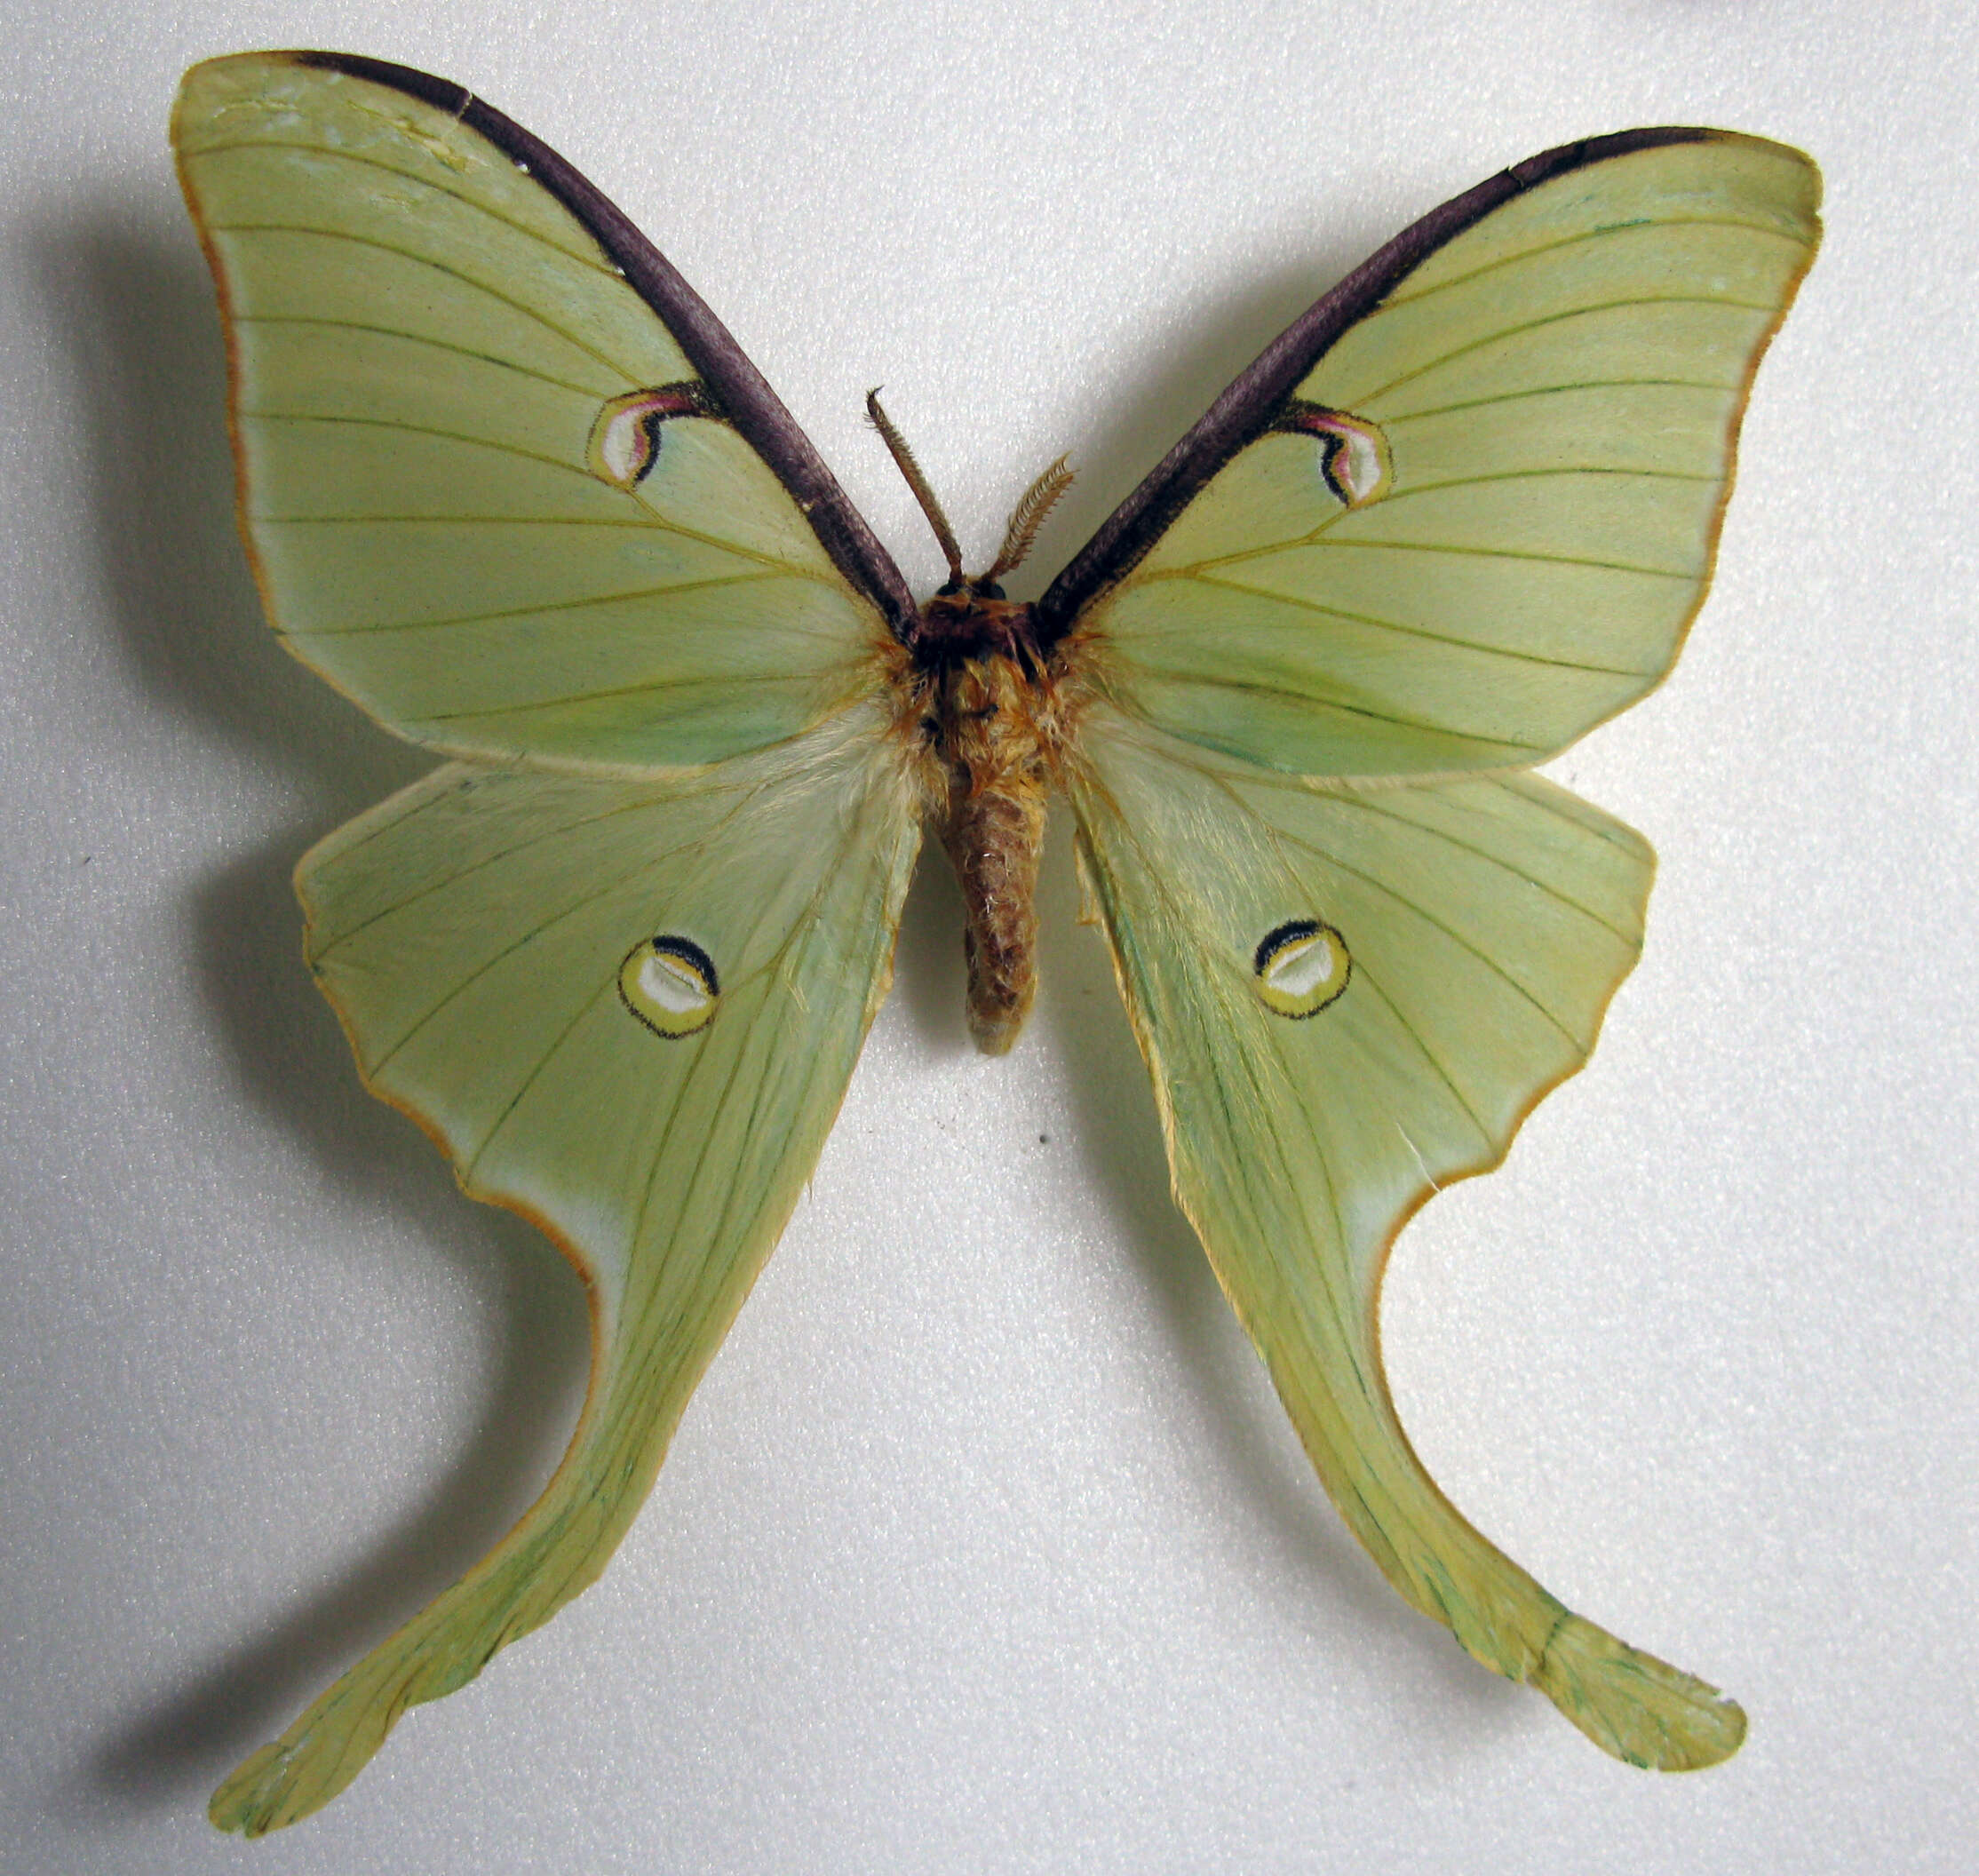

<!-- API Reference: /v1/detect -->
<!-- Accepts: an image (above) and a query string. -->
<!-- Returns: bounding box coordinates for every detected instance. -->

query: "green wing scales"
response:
[174,52,927,1834]
[175,52,1818,1825]
[175,54,905,770]
[1077,135,1820,776]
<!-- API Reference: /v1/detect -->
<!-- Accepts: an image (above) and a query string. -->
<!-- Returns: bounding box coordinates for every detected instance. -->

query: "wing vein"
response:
[1382,376,1730,423]
[1348,293,1775,408]
[209,219,646,378]
[1180,574,1652,677]
[1273,824,1597,1051]
[414,667,850,726]
[296,569,799,637]
[1377,465,1718,499]
[192,138,624,275]
[242,407,640,487]
[1299,538,1692,578]
[1314,782,1641,942]
[314,786,673,950]
[1383,214,1810,307]
[232,313,606,397]
[1109,672,1549,754]
[1185,764,1510,1144]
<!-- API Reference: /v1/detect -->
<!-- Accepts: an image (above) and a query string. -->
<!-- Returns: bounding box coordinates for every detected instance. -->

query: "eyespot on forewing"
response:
[1274,402,1393,508]
[587,385,713,489]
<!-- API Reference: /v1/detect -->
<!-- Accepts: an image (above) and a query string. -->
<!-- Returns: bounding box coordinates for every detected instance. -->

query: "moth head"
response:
[866,389,1074,667]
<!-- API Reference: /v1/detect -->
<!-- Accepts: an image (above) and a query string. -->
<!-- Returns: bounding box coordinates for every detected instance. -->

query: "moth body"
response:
[907,585,1059,1053]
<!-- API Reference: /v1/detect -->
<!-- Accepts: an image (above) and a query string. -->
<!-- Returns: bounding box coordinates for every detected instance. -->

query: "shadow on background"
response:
[893,837,973,1056]
[34,192,591,1811]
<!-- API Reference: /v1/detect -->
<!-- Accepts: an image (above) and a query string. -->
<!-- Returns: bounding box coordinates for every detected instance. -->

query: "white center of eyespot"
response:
[1253,918,1351,1018]
[619,935,720,1037]
[587,386,702,489]
[600,411,642,483]
[598,404,656,485]
[1268,932,1337,996]
[1327,426,1386,505]
[1290,407,1393,510]
[638,950,709,1014]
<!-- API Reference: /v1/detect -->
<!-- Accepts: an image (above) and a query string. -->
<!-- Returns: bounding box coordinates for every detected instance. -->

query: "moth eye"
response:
[1253,918,1350,1018]
[587,385,707,489]
[1276,402,1392,509]
[618,934,720,1037]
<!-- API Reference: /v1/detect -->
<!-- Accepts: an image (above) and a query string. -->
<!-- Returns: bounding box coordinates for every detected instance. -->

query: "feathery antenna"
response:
[866,390,964,584]
[987,457,1074,581]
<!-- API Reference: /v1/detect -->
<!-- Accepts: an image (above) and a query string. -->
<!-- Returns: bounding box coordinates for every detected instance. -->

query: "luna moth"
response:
[171,50,1819,1835]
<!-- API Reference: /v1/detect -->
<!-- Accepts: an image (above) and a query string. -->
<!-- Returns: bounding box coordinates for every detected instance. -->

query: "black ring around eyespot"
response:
[648,934,719,996]
[1317,437,1354,505]
[1253,918,1325,977]
[632,409,665,483]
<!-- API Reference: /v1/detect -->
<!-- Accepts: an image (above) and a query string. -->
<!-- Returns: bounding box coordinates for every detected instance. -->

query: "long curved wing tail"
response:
[1066,708,1743,1767]
[211,713,919,1833]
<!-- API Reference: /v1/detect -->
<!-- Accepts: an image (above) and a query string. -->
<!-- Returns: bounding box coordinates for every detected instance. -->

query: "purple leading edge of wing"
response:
[292,51,921,641]
[1030,126,1720,648]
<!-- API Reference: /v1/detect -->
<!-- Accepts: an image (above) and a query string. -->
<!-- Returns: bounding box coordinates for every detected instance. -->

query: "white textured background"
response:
[2,4,1973,1871]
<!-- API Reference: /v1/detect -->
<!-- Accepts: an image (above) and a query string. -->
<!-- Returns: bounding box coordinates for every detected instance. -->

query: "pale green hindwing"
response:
[1091,135,1820,777]
[207,705,921,1836]
[1066,705,1746,1769]
[174,55,881,768]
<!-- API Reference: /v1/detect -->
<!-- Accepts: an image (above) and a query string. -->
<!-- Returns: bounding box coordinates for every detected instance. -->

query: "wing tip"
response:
[1511,124,1820,201]
[208,1733,336,1839]
[1532,1611,1747,1771]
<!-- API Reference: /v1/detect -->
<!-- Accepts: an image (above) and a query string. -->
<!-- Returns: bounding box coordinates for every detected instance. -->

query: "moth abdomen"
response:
[929,651,1051,1055]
